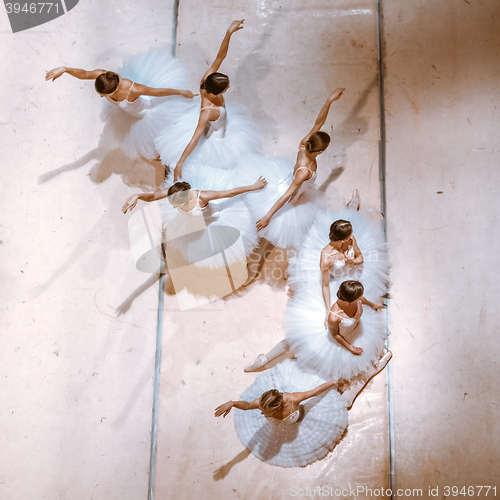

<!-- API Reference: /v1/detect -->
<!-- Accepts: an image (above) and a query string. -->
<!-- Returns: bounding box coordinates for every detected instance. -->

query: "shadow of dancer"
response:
[319,76,378,193]
[38,135,164,190]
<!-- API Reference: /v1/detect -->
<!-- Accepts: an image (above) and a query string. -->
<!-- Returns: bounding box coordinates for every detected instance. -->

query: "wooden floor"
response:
[0,0,498,498]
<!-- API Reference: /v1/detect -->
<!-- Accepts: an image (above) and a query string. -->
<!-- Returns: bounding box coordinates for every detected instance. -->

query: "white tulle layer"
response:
[155,100,262,169]
[159,164,258,269]
[284,289,387,380]
[101,51,191,159]
[287,208,390,298]
[233,154,326,249]
[234,359,347,467]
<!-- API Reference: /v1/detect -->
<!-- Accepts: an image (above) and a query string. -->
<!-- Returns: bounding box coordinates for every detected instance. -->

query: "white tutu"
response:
[101,51,191,159]
[155,101,262,169]
[284,288,387,380]
[234,154,326,249]
[159,163,258,270]
[287,208,390,298]
[234,359,347,467]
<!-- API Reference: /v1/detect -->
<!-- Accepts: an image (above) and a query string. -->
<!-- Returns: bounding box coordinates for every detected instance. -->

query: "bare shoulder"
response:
[327,310,341,325]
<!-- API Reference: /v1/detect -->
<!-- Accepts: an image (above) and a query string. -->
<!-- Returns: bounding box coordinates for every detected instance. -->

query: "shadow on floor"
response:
[38,135,165,190]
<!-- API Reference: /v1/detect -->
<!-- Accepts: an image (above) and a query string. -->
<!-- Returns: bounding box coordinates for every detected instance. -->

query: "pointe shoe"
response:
[346,189,360,211]
[244,354,268,372]
[346,350,392,410]
[243,275,258,287]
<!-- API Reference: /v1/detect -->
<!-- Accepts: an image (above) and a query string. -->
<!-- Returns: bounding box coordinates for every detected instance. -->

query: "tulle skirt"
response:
[287,208,390,298]
[101,51,191,159]
[234,359,348,467]
[155,101,262,169]
[234,154,326,249]
[284,288,387,380]
[159,163,258,270]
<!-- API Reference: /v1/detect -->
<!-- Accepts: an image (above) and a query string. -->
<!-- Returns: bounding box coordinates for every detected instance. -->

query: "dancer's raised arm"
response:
[255,88,345,232]
[174,20,244,180]
[128,83,197,99]
[256,169,312,231]
[173,108,216,180]
[121,188,169,214]
[215,399,259,418]
[46,66,196,98]
[45,66,105,81]
[199,177,267,203]
[201,19,244,83]
[290,380,338,404]
[299,87,345,147]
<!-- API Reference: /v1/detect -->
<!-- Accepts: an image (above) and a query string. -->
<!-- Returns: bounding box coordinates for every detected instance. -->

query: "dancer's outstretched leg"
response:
[243,239,273,287]
[341,350,392,410]
[244,339,290,372]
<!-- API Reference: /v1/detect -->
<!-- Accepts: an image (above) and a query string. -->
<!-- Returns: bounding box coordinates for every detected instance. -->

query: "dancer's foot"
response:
[344,350,392,410]
[347,189,360,211]
[244,354,268,372]
[242,264,259,287]
[243,274,258,287]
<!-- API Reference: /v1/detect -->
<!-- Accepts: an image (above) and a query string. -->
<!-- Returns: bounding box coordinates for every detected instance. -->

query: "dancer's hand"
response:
[371,303,384,312]
[328,88,345,102]
[46,67,65,81]
[256,215,270,231]
[215,402,233,418]
[253,176,267,191]
[180,90,198,99]
[228,20,244,34]
[350,346,363,355]
[122,195,139,214]
[173,164,182,181]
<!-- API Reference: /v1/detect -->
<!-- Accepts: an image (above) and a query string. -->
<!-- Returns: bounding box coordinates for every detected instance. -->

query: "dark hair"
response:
[201,72,230,95]
[337,280,364,302]
[305,131,331,153]
[167,181,191,206]
[329,219,353,242]
[259,389,283,413]
[95,71,120,94]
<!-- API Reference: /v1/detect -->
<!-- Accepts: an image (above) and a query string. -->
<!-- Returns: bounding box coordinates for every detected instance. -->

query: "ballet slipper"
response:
[244,353,268,372]
[346,189,360,211]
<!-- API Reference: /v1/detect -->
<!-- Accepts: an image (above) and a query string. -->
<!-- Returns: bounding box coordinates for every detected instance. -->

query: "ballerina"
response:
[286,190,390,326]
[244,280,386,381]
[154,20,262,178]
[45,51,197,160]
[122,171,267,270]
[215,351,392,467]
[319,218,363,318]
[234,87,345,250]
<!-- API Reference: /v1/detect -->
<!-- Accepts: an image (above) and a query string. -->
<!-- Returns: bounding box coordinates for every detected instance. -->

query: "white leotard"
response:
[177,190,220,222]
[276,148,317,203]
[329,301,363,335]
[265,397,303,425]
[266,408,302,424]
[323,245,355,277]
[106,82,151,119]
[201,105,227,140]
